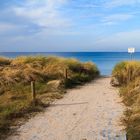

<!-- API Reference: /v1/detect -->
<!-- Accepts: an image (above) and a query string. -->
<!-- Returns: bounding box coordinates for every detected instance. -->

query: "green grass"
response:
[0,55,99,138]
[112,61,140,140]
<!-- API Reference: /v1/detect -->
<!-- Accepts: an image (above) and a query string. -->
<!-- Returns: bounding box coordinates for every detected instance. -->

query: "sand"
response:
[7,77,126,140]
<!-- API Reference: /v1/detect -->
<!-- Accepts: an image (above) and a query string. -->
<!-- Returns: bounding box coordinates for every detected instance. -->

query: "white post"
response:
[128,48,135,60]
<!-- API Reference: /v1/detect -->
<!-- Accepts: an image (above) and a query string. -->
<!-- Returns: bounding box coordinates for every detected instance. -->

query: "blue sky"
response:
[0,0,140,52]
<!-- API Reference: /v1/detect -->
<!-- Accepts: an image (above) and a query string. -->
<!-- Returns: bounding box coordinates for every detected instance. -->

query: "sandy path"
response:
[7,77,126,140]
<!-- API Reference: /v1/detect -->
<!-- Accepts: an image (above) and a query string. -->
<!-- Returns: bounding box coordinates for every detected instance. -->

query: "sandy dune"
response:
[7,77,126,140]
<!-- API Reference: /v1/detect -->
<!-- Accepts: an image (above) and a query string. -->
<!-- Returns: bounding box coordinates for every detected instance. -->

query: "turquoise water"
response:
[0,52,139,75]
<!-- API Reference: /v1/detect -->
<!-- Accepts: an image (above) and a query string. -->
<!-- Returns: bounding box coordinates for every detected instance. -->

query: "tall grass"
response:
[112,61,140,85]
[112,61,140,140]
[0,56,99,86]
[0,55,99,138]
[0,57,11,66]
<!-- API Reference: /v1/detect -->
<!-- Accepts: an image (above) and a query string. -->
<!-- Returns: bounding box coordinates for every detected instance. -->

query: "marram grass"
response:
[0,55,99,138]
[112,61,140,140]
[112,61,140,85]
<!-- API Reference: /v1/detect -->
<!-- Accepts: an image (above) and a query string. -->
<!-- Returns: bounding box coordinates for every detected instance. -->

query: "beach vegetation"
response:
[112,61,140,140]
[0,55,99,138]
[0,57,11,66]
[112,61,140,85]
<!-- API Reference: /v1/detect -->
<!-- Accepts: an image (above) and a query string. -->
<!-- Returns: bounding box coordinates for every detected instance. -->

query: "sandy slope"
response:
[7,77,126,140]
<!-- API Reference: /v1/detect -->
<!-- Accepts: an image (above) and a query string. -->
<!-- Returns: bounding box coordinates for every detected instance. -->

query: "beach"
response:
[1,0,140,139]
[7,77,126,140]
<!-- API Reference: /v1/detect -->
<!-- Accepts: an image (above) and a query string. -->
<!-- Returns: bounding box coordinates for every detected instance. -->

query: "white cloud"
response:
[1,0,140,52]
[12,0,71,28]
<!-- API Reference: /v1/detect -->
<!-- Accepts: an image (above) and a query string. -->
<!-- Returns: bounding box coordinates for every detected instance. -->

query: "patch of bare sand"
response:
[7,77,126,140]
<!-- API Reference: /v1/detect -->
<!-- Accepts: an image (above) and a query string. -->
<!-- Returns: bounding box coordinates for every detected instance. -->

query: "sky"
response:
[0,0,140,52]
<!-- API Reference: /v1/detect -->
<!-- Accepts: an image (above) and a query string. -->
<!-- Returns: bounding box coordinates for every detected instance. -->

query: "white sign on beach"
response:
[128,48,135,53]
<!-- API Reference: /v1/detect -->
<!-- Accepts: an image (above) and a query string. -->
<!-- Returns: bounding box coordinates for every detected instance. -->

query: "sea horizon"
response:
[0,52,139,75]
[0,51,140,53]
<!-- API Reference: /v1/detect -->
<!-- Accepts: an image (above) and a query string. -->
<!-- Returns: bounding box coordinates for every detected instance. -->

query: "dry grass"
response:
[0,55,99,138]
[112,61,140,85]
[0,56,99,86]
[112,61,140,140]
[0,57,11,66]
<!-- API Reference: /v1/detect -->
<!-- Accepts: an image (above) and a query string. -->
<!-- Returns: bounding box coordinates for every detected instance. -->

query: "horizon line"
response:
[0,51,140,53]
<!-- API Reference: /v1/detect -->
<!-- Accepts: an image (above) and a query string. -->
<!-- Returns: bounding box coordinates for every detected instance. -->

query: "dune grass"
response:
[112,61,140,85]
[0,57,11,66]
[0,55,99,138]
[112,61,140,140]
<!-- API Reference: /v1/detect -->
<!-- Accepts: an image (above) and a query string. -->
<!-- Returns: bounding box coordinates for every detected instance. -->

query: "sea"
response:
[0,52,140,76]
